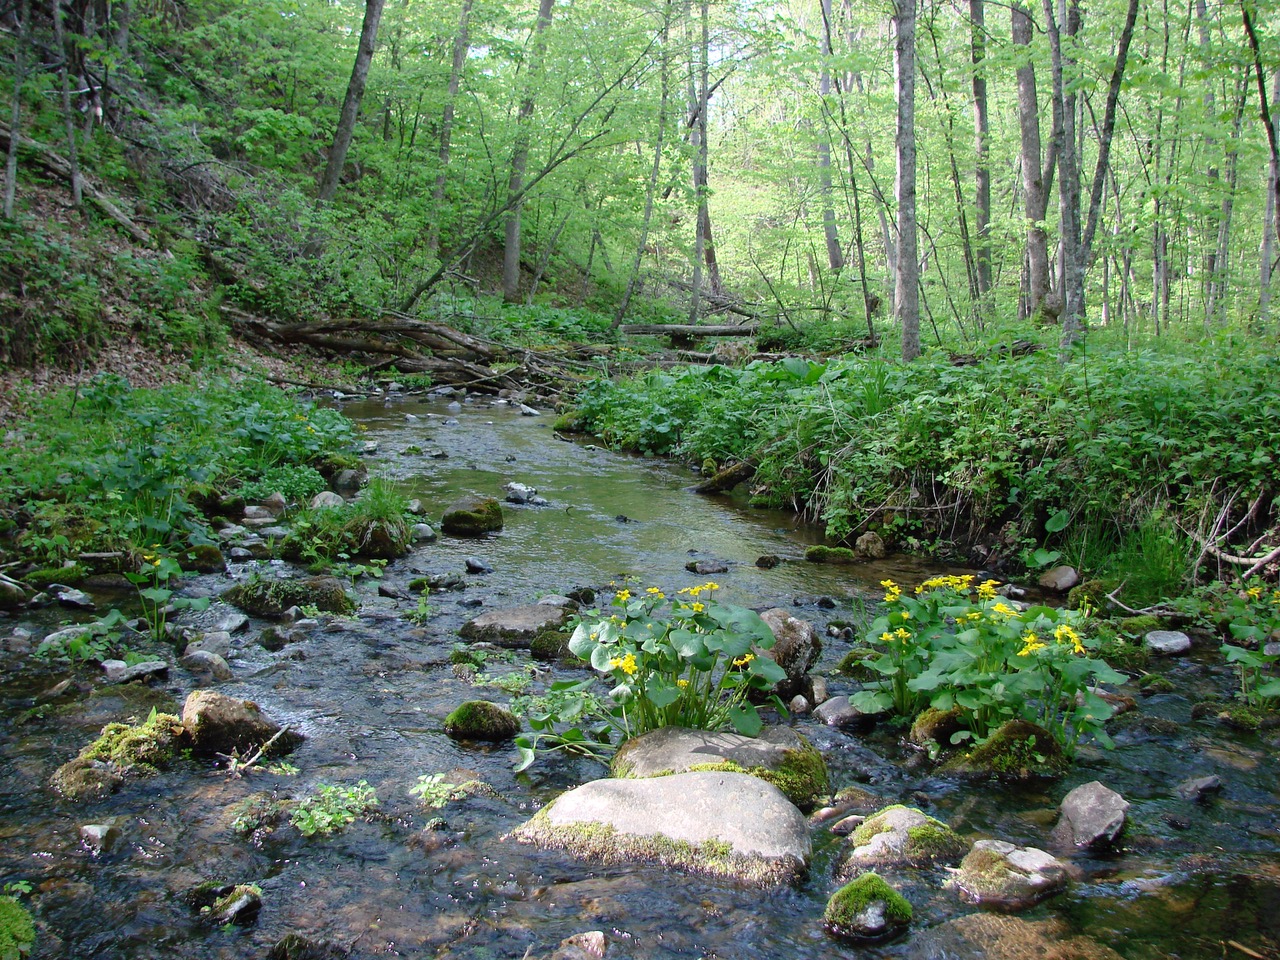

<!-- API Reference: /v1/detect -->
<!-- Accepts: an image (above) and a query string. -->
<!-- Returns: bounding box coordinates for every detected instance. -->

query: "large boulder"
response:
[1053,781,1128,850]
[49,711,184,801]
[945,839,1071,910]
[903,914,1124,960]
[222,576,354,618]
[610,725,829,809]
[938,720,1067,780]
[838,804,967,874]
[510,771,811,886]
[441,497,504,536]
[758,608,821,696]
[459,604,572,648]
[182,691,301,757]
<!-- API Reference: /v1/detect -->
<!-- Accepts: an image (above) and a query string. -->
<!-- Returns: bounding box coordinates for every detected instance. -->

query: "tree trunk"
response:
[1012,2,1050,321]
[1262,70,1280,326]
[969,0,992,300]
[317,0,386,204]
[3,0,28,219]
[502,0,557,303]
[427,0,473,258]
[1044,0,1084,354]
[817,0,843,272]
[895,0,920,360]
[615,0,673,328]
[52,0,83,208]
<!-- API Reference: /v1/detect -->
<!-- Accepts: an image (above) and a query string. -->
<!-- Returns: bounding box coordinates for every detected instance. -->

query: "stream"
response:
[2,392,1278,959]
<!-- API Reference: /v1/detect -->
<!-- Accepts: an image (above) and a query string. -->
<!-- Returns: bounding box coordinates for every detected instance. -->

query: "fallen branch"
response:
[218,726,292,778]
[1205,542,1280,581]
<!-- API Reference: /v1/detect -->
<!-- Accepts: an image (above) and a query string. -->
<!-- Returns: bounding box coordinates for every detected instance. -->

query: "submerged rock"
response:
[459,604,571,648]
[268,933,350,960]
[838,804,967,874]
[904,913,1123,960]
[50,710,184,800]
[187,881,263,925]
[822,872,912,942]
[1176,774,1223,803]
[510,771,811,886]
[813,695,879,730]
[182,691,301,757]
[49,757,123,802]
[946,839,1070,910]
[441,497,504,536]
[223,576,354,618]
[1053,781,1129,850]
[610,725,829,809]
[444,700,520,742]
[544,931,607,960]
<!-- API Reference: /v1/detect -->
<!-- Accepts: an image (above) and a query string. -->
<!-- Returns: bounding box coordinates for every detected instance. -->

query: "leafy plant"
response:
[33,610,131,663]
[236,464,328,503]
[289,781,379,837]
[1218,580,1280,707]
[409,774,485,809]
[125,551,211,643]
[514,582,788,771]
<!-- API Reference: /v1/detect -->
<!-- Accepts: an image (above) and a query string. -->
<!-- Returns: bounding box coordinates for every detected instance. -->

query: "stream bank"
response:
[1,392,1278,959]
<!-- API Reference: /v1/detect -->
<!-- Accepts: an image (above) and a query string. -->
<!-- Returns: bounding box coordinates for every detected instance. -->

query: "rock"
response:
[909,707,966,748]
[263,492,288,515]
[223,576,355,618]
[333,469,364,494]
[536,594,576,608]
[311,491,346,509]
[459,604,571,648]
[258,625,308,652]
[809,675,829,705]
[1145,630,1192,655]
[789,695,810,715]
[853,531,887,560]
[804,545,858,564]
[510,771,811,886]
[36,678,76,704]
[441,497,504,536]
[53,585,95,610]
[244,505,274,521]
[268,933,350,960]
[611,726,829,809]
[1038,565,1080,592]
[813,695,878,730]
[939,720,1068,780]
[181,650,234,681]
[50,758,123,801]
[903,913,1124,960]
[946,839,1070,910]
[504,482,539,504]
[685,559,729,575]
[465,557,494,574]
[758,608,821,695]
[188,882,263,925]
[410,523,437,542]
[519,404,541,416]
[185,631,233,659]
[823,872,912,942]
[1176,774,1223,802]
[1053,781,1128,850]
[756,555,781,569]
[838,805,967,874]
[182,691,301,757]
[0,578,28,610]
[106,660,169,685]
[406,498,423,514]
[444,700,520,741]
[79,822,123,854]
[546,932,607,960]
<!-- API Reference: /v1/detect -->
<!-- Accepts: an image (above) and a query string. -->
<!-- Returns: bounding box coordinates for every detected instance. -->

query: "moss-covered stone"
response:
[843,805,967,870]
[440,497,504,536]
[80,711,183,774]
[1097,636,1150,671]
[23,564,88,587]
[443,700,519,741]
[1108,712,1181,737]
[822,872,912,942]
[182,543,227,573]
[311,453,366,482]
[1137,674,1176,695]
[223,576,355,618]
[836,648,878,680]
[552,410,585,432]
[804,545,858,564]
[1066,579,1117,611]
[0,895,36,959]
[1118,615,1165,636]
[529,628,572,662]
[909,707,966,748]
[939,720,1068,780]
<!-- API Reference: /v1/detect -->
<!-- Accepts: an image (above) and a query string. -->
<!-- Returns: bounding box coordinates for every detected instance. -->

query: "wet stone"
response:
[946,839,1071,910]
[181,650,234,681]
[1145,630,1192,655]
[1177,775,1223,802]
[813,695,877,730]
[459,604,571,648]
[186,631,233,658]
[838,805,967,873]
[53,585,95,610]
[79,822,122,854]
[1053,780,1129,850]
[465,557,494,574]
[685,559,729,575]
[104,660,169,685]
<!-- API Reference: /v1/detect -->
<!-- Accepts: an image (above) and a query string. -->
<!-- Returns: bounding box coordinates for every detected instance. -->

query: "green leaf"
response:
[727,704,763,736]
[645,677,680,708]
[1045,509,1070,533]
[513,742,536,773]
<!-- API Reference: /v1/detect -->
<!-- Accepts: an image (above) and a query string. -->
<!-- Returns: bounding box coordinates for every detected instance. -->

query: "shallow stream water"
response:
[1,394,1278,959]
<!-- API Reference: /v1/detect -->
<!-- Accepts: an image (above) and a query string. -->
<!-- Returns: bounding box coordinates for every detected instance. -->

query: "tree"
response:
[317,0,387,204]
[894,0,920,360]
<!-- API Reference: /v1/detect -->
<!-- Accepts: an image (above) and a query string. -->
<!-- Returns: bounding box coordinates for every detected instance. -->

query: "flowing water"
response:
[1,393,1277,959]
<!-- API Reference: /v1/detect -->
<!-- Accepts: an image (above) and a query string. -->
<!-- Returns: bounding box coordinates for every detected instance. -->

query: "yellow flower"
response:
[977,579,1000,600]
[677,678,689,689]
[899,610,910,620]
[879,631,894,643]
[702,582,720,592]
[691,602,705,613]
[991,602,1017,618]
[615,589,632,603]
[894,628,911,641]
[609,653,638,676]
[646,587,666,599]
[1054,623,1085,655]
[1018,632,1046,656]
[732,653,755,667]
[590,631,599,641]
[1245,585,1263,601]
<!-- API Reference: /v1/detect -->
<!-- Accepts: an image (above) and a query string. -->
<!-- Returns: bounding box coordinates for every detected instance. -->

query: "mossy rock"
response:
[1118,615,1165,636]
[182,543,227,573]
[939,720,1067,780]
[909,707,966,748]
[1194,701,1280,731]
[23,564,88,587]
[836,648,878,681]
[842,805,967,871]
[823,872,912,942]
[1137,674,1176,695]
[1066,579,1117,611]
[223,576,355,618]
[551,410,585,432]
[0,895,36,960]
[805,545,858,564]
[348,517,410,559]
[311,453,366,482]
[80,710,184,774]
[529,628,572,662]
[441,497,504,536]
[1096,636,1150,672]
[443,700,519,742]
[1108,712,1181,738]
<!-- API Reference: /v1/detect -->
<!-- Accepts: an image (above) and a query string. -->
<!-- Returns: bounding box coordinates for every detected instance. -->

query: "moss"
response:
[1066,579,1117,611]
[182,543,226,573]
[836,648,878,680]
[0,895,36,959]
[939,720,1068,780]
[23,563,88,586]
[909,707,965,747]
[443,700,519,741]
[1108,712,1180,737]
[440,497,504,536]
[804,545,858,564]
[529,628,571,662]
[1097,636,1150,671]
[847,805,966,867]
[80,711,183,775]
[823,872,912,941]
[552,410,585,432]
[311,453,365,480]
[1214,703,1280,731]
[510,807,800,887]
[1118,615,1165,636]
[1137,674,1177,695]
[223,576,355,617]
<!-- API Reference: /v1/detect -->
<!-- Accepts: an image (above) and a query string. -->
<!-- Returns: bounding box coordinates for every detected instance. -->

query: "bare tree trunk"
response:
[317,0,386,204]
[3,0,28,219]
[1044,0,1084,354]
[1243,2,1280,327]
[688,0,709,321]
[895,0,920,360]
[502,0,556,303]
[427,0,473,258]
[1262,71,1280,326]
[970,0,992,300]
[1012,2,1050,321]
[817,0,844,272]
[615,0,673,328]
[52,0,82,207]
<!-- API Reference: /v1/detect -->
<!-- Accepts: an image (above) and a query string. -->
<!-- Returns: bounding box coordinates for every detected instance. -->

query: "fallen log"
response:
[694,460,757,494]
[620,323,759,337]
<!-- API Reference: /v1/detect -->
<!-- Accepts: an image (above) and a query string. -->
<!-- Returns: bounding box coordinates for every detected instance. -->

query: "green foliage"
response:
[409,774,486,810]
[514,581,788,772]
[33,610,130,663]
[236,465,328,504]
[125,552,211,643]
[0,892,36,960]
[290,781,379,837]
[284,478,410,563]
[853,576,1124,755]
[1215,580,1280,707]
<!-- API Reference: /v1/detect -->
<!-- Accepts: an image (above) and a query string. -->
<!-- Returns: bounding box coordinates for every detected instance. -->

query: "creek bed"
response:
[1,394,1277,959]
